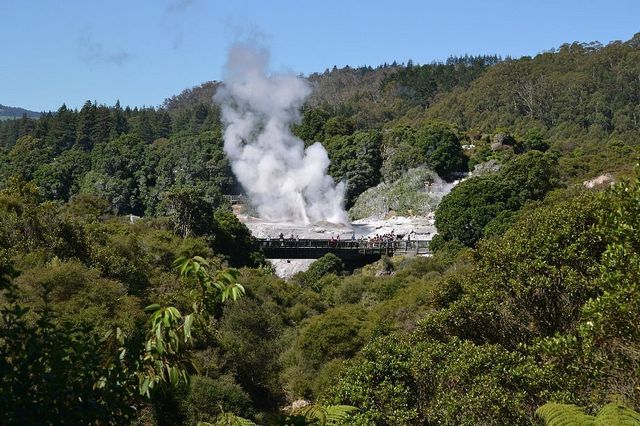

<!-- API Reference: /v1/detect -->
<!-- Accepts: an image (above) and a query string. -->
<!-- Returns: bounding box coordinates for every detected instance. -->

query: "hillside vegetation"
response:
[0,34,639,425]
[0,103,41,120]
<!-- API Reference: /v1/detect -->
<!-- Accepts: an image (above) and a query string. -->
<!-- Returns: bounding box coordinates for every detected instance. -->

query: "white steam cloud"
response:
[215,44,348,224]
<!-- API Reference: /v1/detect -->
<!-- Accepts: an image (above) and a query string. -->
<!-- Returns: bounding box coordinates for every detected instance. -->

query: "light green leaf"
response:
[144,303,162,313]
[184,314,193,340]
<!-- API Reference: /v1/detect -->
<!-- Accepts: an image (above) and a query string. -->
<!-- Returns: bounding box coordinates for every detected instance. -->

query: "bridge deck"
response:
[257,238,430,261]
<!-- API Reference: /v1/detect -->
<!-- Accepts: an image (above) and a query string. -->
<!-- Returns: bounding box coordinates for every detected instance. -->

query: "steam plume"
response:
[215,44,347,224]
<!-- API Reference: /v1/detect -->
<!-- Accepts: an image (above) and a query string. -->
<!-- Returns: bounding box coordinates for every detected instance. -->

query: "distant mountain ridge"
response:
[0,104,41,119]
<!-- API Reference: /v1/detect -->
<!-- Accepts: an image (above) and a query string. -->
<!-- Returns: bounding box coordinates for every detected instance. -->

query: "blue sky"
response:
[1,0,638,111]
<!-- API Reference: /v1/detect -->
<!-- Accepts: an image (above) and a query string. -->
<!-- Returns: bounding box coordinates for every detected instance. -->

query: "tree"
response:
[435,151,559,247]
[434,176,512,246]
[328,334,418,425]
[293,253,344,291]
[294,107,331,143]
[33,148,90,200]
[414,121,467,178]
[323,116,355,138]
[49,104,77,151]
[76,100,97,150]
[0,277,136,424]
[211,208,263,268]
[325,130,382,207]
[87,133,147,214]
[162,185,215,238]
[110,100,129,138]
[0,253,246,425]
[8,135,51,180]
[381,141,423,183]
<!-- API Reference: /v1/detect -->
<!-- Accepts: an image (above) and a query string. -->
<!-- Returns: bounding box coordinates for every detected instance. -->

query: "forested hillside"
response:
[1,34,639,425]
[0,104,41,120]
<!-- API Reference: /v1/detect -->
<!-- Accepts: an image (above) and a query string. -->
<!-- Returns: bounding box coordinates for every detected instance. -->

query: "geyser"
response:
[215,43,348,224]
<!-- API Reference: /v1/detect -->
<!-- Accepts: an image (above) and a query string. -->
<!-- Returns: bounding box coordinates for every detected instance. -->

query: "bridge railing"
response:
[256,238,430,255]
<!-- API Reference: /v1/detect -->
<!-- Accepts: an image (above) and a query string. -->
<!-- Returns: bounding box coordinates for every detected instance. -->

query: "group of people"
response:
[262,230,412,249]
[264,233,300,247]
[360,232,401,248]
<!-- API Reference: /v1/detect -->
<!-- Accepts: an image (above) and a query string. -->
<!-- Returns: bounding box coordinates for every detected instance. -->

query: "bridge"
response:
[257,238,431,269]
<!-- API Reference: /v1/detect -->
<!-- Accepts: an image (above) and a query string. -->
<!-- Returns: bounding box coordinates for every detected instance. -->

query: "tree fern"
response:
[536,402,640,426]
[595,403,640,426]
[536,403,595,425]
[197,412,257,426]
[290,404,358,425]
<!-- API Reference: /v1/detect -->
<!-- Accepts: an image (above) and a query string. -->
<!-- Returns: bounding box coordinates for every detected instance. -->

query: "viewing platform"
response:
[257,238,431,268]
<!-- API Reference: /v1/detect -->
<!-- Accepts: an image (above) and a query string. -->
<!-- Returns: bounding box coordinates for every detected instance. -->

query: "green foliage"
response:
[85,134,147,214]
[2,33,640,426]
[329,334,418,425]
[435,150,560,247]
[210,208,264,268]
[0,244,248,424]
[536,402,640,426]
[181,375,254,425]
[427,191,605,346]
[217,297,285,409]
[298,305,367,370]
[426,37,640,180]
[536,403,597,425]
[380,141,423,183]
[15,259,140,332]
[328,181,640,424]
[293,107,332,143]
[162,185,217,238]
[293,253,344,291]
[174,255,245,313]
[382,55,501,107]
[0,283,136,425]
[414,121,468,177]
[1,102,234,218]
[379,122,467,184]
[284,305,368,398]
[7,135,52,180]
[596,404,640,426]
[410,339,551,426]
[323,116,356,138]
[209,412,257,426]
[323,130,383,207]
[289,404,358,425]
[534,173,640,406]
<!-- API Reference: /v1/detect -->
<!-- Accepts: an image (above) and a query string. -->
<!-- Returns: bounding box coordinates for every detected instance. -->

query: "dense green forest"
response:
[1,34,639,425]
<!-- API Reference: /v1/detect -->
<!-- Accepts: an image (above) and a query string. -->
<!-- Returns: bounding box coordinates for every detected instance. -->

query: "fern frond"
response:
[595,403,640,426]
[536,402,595,426]
[195,412,256,426]
[292,404,358,425]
